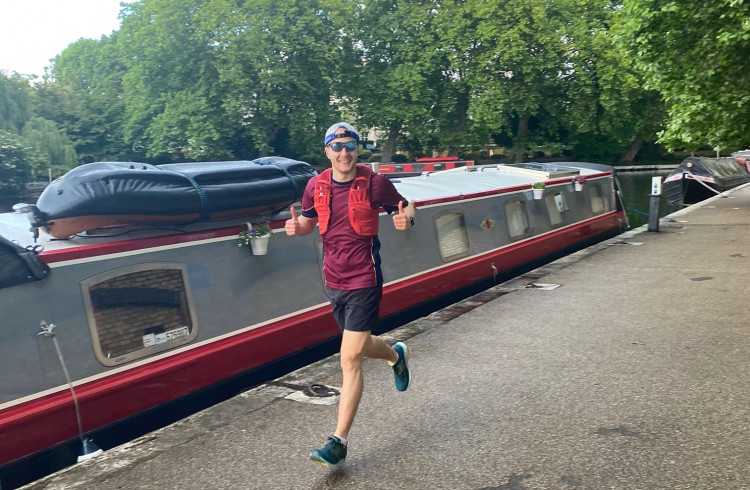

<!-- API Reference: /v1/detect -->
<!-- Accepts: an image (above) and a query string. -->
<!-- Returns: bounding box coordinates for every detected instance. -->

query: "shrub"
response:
[359,149,372,161]
[300,154,327,166]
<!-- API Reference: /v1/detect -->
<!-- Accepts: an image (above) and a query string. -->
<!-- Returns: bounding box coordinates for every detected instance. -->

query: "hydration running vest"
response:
[313,165,380,236]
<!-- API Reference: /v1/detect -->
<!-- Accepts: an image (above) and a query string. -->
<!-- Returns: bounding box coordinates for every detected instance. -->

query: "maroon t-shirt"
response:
[301,172,406,290]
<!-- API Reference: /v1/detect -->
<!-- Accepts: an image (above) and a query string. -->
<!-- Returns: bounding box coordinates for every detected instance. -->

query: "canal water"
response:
[615,168,675,229]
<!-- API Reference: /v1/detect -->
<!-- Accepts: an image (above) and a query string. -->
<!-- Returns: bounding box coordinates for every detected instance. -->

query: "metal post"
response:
[648,176,662,232]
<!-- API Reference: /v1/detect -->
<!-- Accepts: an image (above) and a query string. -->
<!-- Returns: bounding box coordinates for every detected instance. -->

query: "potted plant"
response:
[238,222,272,255]
[531,182,545,200]
[573,177,584,192]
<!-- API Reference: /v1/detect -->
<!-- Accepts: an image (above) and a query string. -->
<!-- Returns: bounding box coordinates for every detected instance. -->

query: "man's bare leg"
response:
[335,331,398,439]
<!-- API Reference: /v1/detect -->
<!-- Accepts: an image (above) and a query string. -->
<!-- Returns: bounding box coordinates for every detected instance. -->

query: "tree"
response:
[450,0,570,162]
[618,0,750,150]
[0,73,32,134]
[562,0,664,162]
[21,117,78,179]
[0,130,37,195]
[344,0,447,162]
[118,0,232,161]
[205,0,342,158]
[48,35,130,162]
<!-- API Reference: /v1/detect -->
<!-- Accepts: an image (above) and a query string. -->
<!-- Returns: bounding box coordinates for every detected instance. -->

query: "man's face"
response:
[325,133,359,178]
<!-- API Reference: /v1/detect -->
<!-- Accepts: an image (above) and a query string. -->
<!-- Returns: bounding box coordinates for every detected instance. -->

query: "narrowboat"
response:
[663,156,750,205]
[371,156,474,176]
[0,160,627,486]
[732,150,750,174]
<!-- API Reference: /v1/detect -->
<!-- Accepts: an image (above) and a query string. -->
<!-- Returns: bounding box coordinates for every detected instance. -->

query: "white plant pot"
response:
[250,235,270,255]
[532,188,544,200]
[574,181,583,192]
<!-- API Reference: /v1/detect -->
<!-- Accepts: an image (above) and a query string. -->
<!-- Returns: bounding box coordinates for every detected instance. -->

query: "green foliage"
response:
[459,0,569,161]
[238,222,271,245]
[9,0,747,172]
[571,132,623,163]
[358,149,372,161]
[0,130,36,194]
[0,73,32,134]
[21,117,78,179]
[346,0,446,159]
[564,0,664,156]
[300,154,329,167]
[48,35,130,162]
[617,0,750,149]
[204,0,341,158]
[117,0,230,161]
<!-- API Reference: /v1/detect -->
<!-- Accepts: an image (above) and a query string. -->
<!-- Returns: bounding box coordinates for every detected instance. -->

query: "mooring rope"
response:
[682,170,725,197]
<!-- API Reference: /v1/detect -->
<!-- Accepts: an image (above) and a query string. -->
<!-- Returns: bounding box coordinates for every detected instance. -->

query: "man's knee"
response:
[339,338,367,372]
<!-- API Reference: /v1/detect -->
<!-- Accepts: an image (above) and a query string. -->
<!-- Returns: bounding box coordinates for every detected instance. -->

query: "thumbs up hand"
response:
[285,206,300,235]
[392,200,411,231]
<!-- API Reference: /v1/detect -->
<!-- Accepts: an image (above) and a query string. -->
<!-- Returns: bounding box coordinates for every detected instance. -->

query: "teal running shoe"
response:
[391,342,411,391]
[310,436,347,468]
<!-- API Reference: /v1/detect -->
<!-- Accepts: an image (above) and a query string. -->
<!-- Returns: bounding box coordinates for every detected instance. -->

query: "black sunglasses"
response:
[328,141,358,152]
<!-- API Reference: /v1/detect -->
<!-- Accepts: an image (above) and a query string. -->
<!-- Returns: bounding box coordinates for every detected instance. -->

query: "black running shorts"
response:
[324,286,382,332]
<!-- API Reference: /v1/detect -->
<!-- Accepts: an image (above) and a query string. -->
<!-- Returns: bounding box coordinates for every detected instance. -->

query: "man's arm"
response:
[285,206,317,236]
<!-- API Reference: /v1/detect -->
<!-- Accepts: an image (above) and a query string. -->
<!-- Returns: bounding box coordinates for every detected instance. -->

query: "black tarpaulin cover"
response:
[27,157,317,236]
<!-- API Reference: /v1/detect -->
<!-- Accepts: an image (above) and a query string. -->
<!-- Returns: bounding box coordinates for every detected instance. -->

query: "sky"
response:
[0,0,124,77]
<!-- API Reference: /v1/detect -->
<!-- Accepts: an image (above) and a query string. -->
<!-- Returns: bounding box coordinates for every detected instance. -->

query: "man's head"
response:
[324,122,360,180]
[324,122,360,147]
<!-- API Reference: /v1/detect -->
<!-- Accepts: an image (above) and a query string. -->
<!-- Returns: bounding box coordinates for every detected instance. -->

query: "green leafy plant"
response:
[532,182,546,189]
[238,222,271,247]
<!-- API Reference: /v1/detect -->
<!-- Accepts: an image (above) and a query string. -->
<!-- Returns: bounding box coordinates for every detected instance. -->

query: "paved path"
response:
[21,184,750,490]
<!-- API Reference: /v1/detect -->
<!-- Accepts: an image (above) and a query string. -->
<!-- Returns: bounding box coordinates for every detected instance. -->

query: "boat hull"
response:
[0,162,627,481]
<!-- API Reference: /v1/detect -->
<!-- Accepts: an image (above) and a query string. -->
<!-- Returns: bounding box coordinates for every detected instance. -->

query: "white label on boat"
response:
[165,326,190,341]
[142,326,189,347]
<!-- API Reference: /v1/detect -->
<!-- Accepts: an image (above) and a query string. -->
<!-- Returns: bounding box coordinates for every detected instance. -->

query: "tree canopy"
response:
[1,0,747,196]
[617,0,750,150]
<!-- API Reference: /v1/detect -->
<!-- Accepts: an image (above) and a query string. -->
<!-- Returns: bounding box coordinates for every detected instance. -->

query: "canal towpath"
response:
[20,182,750,490]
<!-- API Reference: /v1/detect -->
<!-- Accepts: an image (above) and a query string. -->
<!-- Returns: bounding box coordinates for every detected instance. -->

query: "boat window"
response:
[505,199,530,238]
[435,212,470,262]
[590,185,606,214]
[82,263,198,366]
[545,193,566,226]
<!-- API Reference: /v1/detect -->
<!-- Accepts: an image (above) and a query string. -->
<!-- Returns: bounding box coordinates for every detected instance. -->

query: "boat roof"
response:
[0,162,610,252]
[391,162,605,202]
[668,157,750,179]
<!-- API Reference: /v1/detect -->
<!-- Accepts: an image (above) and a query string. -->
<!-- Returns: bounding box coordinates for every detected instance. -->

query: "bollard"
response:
[648,176,662,232]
